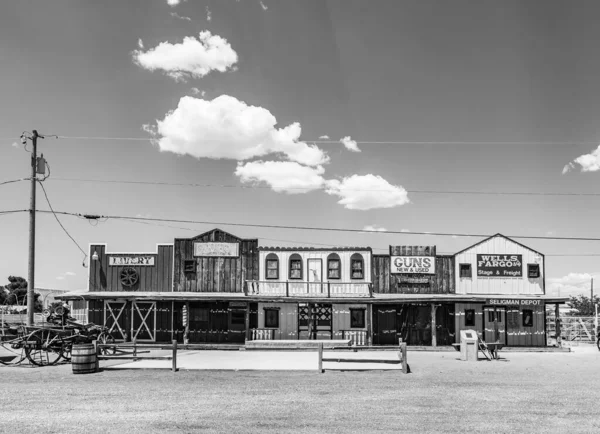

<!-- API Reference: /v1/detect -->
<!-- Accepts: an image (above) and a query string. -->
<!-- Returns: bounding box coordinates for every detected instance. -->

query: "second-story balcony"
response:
[245,280,372,298]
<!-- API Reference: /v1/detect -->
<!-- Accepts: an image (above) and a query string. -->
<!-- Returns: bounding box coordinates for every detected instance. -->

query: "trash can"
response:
[460,329,478,362]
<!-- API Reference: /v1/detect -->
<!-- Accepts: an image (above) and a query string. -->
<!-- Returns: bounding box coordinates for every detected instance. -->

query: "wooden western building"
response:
[59,230,566,347]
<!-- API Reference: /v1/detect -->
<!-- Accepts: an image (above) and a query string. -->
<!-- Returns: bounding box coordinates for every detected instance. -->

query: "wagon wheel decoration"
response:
[120,267,139,287]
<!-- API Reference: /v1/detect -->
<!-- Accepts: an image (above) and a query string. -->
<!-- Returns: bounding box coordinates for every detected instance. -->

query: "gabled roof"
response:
[175,228,256,242]
[454,233,544,257]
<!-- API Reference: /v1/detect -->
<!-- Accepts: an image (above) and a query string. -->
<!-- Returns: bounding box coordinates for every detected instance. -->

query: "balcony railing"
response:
[245,281,372,298]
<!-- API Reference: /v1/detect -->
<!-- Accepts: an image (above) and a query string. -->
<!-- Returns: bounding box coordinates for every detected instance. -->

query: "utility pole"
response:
[27,130,38,326]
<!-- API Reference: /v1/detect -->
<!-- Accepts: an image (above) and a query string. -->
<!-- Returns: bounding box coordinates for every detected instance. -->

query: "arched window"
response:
[265,253,279,280]
[350,253,364,279]
[289,253,303,279]
[327,253,341,280]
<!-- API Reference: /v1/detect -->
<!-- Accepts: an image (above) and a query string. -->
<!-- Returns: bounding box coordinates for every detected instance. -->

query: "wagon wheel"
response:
[97,332,116,355]
[24,329,65,367]
[120,267,139,287]
[0,339,27,366]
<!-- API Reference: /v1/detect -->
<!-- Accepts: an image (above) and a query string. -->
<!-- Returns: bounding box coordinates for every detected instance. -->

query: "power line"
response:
[31,209,600,242]
[0,209,27,215]
[0,178,29,187]
[48,177,600,197]
[36,182,88,264]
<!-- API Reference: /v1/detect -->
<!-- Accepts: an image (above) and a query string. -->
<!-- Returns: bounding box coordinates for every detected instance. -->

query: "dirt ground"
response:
[1,347,599,433]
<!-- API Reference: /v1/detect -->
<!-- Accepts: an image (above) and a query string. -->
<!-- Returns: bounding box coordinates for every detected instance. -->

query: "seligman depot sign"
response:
[477,254,522,277]
[391,256,435,274]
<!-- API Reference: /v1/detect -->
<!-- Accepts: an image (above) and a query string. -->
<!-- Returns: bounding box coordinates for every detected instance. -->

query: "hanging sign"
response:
[477,254,522,277]
[194,242,239,257]
[109,256,154,266]
[390,256,435,274]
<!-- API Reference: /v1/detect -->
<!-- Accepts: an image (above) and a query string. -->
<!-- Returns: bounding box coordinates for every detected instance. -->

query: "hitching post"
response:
[172,340,178,372]
[317,342,323,374]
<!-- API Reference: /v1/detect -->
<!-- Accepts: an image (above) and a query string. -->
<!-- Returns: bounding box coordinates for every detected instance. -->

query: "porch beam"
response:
[431,303,438,347]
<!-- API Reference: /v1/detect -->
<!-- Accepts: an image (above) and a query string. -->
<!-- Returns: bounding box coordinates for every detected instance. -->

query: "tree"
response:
[1,276,43,312]
[567,294,600,316]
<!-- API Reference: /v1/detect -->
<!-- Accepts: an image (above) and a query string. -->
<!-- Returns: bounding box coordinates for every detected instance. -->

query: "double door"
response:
[483,306,506,344]
[104,300,156,342]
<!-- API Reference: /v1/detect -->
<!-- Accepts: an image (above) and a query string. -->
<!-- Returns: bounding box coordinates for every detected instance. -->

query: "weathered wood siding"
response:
[257,302,298,339]
[88,244,173,292]
[174,229,258,293]
[372,253,455,294]
[332,303,368,339]
[455,235,544,295]
[258,249,371,282]
[505,304,546,346]
[454,303,484,343]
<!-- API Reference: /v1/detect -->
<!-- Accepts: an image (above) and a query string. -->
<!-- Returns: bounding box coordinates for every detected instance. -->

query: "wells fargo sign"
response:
[194,242,239,257]
[109,256,154,266]
[390,256,435,274]
[477,254,522,277]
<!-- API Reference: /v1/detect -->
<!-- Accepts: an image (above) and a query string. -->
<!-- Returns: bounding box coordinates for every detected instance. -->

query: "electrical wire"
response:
[36,182,88,265]
[47,177,600,197]
[0,178,29,187]
[31,209,600,242]
[0,209,27,215]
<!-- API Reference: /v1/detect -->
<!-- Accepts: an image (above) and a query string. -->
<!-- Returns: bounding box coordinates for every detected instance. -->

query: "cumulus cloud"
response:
[235,161,326,194]
[340,136,361,152]
[65,271,76,276]
[148,95,329,166]
[547,272,597,297]
[167,0,185,6]
[190,87,206,97]
[362,225,387,232]
[318,135,330,139]
[170,12,191,21]
[260,1,268,10]
[137,39,144,49]
[562,145,600,174]
[11,142,19,148]
[325,174,409,210]
[206,6,212,21]
[133,31,238,81]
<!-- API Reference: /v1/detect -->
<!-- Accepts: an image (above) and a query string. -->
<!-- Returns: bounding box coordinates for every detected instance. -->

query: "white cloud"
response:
[170,12,191,21]
[65,271,76,276]
[149,95,329,166]
[11,142,19,148]
[319,135,330,139]
[235,161,326,194]
[137,39,144,49]
[547,272,596,297]
[325,174,409,210]
[401,229,410,233]
[260,1,268,10]
[133,31,238,81]
[362,225,387,232]
[340,136,361,152]
[562,145,600,174]
[167,0,185,6]
[206,6,212,21]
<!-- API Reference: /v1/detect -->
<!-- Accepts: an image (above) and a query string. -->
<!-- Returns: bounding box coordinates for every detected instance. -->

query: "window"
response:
[528,264,540,278]
[350,308,365,328]
[522,309,533,327]
[289,255,303,279]
[264,308,279,328]
[266,253,279,279]
[327,253,341,279]
[351,253,364,279]
[465,309,475,326]
[459,264,472,278]
[230,310,246,325]
[184,260,196,274]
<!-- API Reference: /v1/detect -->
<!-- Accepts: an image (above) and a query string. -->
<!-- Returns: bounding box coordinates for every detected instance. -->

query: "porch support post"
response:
[367,303,373,346]
[555,303,561,348]
[245,302,251,342]
[184,301,190,345]
[431,303,438,347]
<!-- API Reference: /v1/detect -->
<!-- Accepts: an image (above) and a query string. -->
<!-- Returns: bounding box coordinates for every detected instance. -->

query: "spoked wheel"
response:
[25,329,64,366]
[97,332,116,355]
[0,340,27,366]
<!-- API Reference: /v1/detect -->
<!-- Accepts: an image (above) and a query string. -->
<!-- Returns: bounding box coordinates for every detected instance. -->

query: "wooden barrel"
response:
[71,343,97,374]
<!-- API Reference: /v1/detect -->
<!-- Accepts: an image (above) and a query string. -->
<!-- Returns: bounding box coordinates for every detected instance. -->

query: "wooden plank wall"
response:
[257,302,298,339]
[454,303,484,343]
[155,301,172,342]
[88,300,104,325]
[88,244,173,292]
[332,303,368,339]
[174,229,258,293]
[372,252,454,294]
[505,304,546,346]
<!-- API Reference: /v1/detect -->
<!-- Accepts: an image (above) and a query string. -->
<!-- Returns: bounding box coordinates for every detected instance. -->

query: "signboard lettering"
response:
[476,254,522,277]
[109,256,154,266]
[398,276,430,284]
[486,299,541,306]
[194,242,239,257]
[390,256,435,274]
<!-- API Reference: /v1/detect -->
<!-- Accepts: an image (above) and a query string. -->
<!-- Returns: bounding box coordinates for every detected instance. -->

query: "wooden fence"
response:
[318,340,408,374]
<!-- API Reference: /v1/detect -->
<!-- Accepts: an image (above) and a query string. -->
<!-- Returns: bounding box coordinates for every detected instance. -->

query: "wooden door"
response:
[189,304,209,343]
[104,301,128,341]
[307,259,324,295]
[210,303,228,343]
[131,301,156,341]
[375,307,397,345]
[484,306,506,344]
[228,303,247,343]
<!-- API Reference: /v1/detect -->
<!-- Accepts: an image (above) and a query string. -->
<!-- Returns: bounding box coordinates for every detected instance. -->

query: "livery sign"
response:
[109,256,155,266]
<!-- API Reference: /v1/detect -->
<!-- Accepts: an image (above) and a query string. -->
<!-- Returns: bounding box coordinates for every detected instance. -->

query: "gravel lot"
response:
[1,346,599,433]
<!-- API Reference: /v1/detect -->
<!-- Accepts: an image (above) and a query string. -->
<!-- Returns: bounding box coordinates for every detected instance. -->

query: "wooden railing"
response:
[246,281,372,298]
[341,330,367,346]
[250,328,276,340]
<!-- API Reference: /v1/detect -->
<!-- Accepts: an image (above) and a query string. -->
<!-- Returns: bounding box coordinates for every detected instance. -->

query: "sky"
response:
[1,0,600,298]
